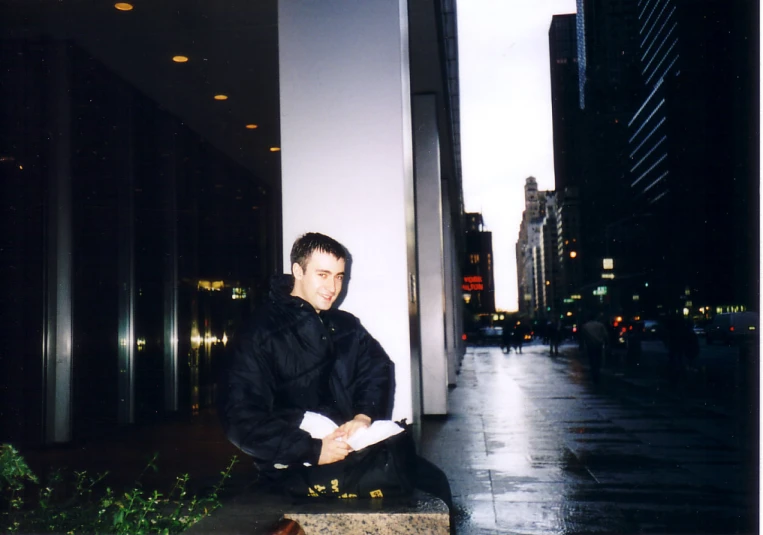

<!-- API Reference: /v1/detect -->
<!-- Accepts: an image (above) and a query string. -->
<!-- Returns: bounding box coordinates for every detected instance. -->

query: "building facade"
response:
[0,41,275,444]
[549,14,581,194]
[516,177,558,320]
[624,0,757,314]
[463,213,496,314]
[0,0,467,444]
[539,193,562,320]
[552,0,757,321]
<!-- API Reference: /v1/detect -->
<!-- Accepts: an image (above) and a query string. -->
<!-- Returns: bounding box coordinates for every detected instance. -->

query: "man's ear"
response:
[292,262,304,280]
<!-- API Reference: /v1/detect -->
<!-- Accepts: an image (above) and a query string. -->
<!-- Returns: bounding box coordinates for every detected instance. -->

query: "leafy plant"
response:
[1,444,39,532]
[0,443,238,534]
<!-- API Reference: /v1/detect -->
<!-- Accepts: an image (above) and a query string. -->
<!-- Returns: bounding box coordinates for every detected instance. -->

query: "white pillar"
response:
[279,0,415,422]
[442,181,459,386]
[413,94,447,415]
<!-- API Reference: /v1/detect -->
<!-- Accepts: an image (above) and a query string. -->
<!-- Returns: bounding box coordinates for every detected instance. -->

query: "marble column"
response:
[279,0,416,421]
[413,93,447,415]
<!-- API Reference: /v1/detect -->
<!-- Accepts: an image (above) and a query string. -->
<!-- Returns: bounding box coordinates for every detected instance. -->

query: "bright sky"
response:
[457,0,577,311]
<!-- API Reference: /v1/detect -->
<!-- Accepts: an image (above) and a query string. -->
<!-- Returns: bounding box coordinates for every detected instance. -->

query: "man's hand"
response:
[318,428,352,465]
[337,414,372,439]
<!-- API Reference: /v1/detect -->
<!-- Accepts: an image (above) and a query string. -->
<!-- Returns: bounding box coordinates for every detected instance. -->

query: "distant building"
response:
[516,179,539,315]
[463,213,495,313]
[526,192,563,321]
[516,177,558,319]
[539,193,562,319]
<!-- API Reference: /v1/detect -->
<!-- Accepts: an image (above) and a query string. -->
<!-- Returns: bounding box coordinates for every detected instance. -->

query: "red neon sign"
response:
[462,275,484,292]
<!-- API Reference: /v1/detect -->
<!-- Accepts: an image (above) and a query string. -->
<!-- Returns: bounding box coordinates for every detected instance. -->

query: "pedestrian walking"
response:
[548,319,561,356]
[581,315,609,383]
[512,323,525,353]
[501,320,513,353]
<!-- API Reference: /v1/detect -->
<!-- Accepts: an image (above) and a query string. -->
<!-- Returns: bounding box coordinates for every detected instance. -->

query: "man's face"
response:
[291,250,345,312]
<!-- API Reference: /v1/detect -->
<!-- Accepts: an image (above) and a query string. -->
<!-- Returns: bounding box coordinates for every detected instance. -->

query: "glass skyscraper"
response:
[627,0,680,205]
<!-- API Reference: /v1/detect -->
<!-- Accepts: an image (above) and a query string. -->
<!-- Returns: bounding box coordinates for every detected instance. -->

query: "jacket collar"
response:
[269,274,294,299]
[269,274,322,315]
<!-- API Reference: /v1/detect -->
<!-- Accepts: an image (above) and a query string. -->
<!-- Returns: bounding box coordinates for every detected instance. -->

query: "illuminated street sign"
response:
[593,286,608,296]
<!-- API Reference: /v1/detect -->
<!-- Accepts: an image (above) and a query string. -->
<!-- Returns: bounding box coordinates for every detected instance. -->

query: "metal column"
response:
[116,88,135,425]
[162,118,179,413]
[44,40,73,444]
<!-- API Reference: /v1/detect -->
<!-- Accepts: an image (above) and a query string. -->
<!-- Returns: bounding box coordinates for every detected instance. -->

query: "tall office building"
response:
[572,0,640,303]
[625,0,756,311]
[549,14,580,194]
[549,15,585,317]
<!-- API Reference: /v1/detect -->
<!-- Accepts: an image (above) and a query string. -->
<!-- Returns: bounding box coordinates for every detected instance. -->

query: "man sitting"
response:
[217,232,451,506]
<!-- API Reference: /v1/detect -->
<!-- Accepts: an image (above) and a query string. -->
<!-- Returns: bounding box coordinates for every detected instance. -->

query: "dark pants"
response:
[414,455,452,510]
[585,342,604,383]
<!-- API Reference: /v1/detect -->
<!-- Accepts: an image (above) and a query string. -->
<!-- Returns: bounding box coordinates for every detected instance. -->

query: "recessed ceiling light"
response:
[213,94,229,101]
[269,147,281,152]
[172,56,189,63]
[114,2,134,11]
[245,124,258,129]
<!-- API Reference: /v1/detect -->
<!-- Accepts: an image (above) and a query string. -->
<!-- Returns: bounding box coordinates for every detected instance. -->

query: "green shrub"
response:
[0,444,238,534]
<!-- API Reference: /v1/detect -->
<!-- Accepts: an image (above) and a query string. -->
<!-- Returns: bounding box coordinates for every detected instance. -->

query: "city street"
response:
[420,341,758,534]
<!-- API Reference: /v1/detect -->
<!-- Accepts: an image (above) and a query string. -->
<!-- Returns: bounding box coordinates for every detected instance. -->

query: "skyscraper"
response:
[574,0,640,304]
[549,14,580,194]
[549,15,584,315]
[625,0,756,311]
[516,177,556,318]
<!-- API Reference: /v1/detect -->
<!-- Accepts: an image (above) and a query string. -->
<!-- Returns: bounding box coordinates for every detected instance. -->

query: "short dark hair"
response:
[290,232,347,270]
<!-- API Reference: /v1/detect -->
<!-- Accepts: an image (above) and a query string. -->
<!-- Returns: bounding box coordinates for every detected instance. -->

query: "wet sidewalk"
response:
[419,343,757,534]
[18,341,757,534]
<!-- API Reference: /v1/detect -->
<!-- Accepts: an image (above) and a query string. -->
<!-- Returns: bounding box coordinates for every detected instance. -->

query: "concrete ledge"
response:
[185,488,449,535]
[284,492,449,534]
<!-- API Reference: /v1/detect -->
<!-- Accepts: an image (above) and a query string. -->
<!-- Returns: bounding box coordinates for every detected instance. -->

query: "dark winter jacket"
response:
[217,275,395,471]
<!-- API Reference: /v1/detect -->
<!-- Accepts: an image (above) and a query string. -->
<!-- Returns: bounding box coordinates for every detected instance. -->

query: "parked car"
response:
[705,312,758,345]
[471,325,504,346]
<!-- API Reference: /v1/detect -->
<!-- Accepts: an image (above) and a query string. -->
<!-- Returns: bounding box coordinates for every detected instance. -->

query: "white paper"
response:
[299,411,404,452]
[299,411,340,439]
[346,420,404,451]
